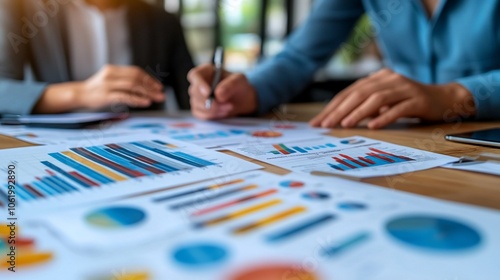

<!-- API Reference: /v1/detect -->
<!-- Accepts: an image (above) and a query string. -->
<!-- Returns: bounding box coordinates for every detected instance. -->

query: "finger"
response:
[191,101,233,120]
[107,91,152,108]
[188,64,215,98]
[215,73,248,103]
[112,66,164,92]
[368,100,415,129]
[108,80,165,102]
[309,70,394,126]
[340,89,408,128]
[317,74,406,128]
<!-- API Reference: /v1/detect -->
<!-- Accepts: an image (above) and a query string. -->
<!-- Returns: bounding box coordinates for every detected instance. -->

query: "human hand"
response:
[187,63,258,120]
[74,65,165,109]
[310,68,475,129]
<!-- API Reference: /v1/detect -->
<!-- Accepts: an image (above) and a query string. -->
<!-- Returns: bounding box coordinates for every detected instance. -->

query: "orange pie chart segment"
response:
[230,264,318,280]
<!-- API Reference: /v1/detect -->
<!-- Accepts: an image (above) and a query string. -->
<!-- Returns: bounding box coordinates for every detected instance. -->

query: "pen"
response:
[205,46,224,110]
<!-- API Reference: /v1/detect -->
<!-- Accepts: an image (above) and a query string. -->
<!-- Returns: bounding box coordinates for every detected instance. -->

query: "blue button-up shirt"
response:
[248,0,500,120]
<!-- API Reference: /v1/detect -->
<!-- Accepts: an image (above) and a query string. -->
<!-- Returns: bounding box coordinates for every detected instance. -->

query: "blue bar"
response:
[33,181,56,196]
[71,148,140,178]
[87,147,154,176]
[173,152,215,167]
[43,176,74,193]
[292,146,308,153]
[267,214,336,242]
[322,232,371,257]
[38,177,64,194]
[153,140,175,147]
[121,144,186,171]
[41,161,91,188]
[326,143,336,148]
[14,185,30,201]
[132,142,205,168]
[19,185,39,199]
[49,153,113,184]
[51,176,79,192]
[305,147,313,150]
[104,146,174,173]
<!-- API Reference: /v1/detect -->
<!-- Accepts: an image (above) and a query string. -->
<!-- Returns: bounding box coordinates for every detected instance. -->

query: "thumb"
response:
[215,74,248,103]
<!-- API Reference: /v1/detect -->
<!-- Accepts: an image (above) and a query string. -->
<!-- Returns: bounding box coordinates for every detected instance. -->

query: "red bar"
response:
[273,144,290,155]
[46,169,56,176]
[340,154,368,167]
[74,148,145,177]
[369,147,412,160]
[368,153,395,163]
[333,157,357,169]
[23,184,44,198]
[359,157,375,164]
[69,171,99,187]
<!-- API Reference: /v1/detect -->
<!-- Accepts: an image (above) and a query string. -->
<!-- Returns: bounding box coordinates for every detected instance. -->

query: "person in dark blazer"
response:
[0,0,194,114]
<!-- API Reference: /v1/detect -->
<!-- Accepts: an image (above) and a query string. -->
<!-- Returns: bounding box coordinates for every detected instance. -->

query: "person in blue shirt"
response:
[188,0,500,129]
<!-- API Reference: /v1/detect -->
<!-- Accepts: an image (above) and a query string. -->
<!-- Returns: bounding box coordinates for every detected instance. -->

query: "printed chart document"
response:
[0,116,330,148]
[14,170,500,280]
[227,136,456,178]
[0,134,261,215]
[109,117,330,148]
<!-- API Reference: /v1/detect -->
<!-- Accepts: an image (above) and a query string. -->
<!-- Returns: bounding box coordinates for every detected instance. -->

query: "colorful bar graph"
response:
[192,189,278,217]
[194,199,282,229]
[232,206,307,235]
[328,148,415,171]
[169,184,258,211]
[152,179,245,203]
[11,140,222,202]
[268,143,336,155]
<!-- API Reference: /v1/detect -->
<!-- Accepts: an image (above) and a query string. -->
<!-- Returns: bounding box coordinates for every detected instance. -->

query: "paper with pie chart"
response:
[0,134,261,216]
[227,136,457,178]
[35,170,500,280]
[108,117,330,148]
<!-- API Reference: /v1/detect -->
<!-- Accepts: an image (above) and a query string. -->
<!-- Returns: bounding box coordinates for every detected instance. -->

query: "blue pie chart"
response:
[172,243,228,267]
[85,206,146,229]
[386,215,482,251]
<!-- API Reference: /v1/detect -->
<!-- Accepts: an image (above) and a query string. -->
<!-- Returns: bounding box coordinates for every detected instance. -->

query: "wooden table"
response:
[1,104,499,210]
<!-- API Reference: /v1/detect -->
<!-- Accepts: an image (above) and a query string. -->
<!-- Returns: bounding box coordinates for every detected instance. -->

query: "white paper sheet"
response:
[443,161,500,176]
[226,136,457,178]
[12,171,500,280]
[109,117,330,148]
[0,134,261,216]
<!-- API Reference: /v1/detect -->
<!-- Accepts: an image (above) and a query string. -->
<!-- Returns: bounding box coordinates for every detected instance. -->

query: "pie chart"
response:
[302,192,330,200]
[386,215,482,251]
[279,180,305,188]
[172,243,228,267]
[85,206,146,229]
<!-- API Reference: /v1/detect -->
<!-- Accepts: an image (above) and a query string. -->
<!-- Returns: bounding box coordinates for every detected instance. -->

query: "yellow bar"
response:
[233,206,307,235]
[208,179,245,190]
[202,199,282,227]
[62,151,127,181]
[1,251,53,268]
[92,271,150,280]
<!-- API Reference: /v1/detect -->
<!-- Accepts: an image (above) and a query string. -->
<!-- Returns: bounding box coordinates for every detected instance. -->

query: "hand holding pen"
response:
[187,46,259,120]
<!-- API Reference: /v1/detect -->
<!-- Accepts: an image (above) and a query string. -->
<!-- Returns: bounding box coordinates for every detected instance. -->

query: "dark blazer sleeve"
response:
[0,0,48,114]
[157,11,194,110]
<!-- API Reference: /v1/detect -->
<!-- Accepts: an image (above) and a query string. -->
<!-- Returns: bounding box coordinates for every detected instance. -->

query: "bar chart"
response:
[328,147,414,171]
[268,142,336,155]
[0,135,260,213]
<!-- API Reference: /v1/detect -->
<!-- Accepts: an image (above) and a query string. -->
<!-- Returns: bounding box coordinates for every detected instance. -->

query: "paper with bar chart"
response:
[227,136,456,178]
[36,170,500,280]
[109,117,329,148]
[0,134,261,215]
